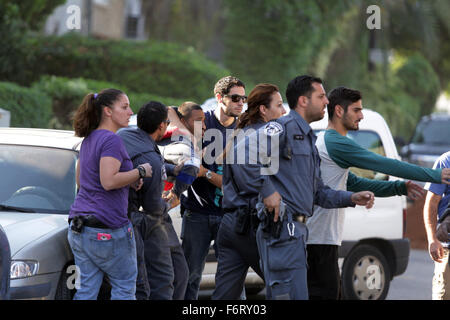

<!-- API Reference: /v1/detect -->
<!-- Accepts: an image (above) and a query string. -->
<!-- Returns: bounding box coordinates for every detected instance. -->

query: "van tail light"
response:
[403,208,407,238]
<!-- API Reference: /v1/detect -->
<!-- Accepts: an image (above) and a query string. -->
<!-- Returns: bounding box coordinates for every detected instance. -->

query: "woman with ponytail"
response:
[69,89,152,300]
[212,83,286,299]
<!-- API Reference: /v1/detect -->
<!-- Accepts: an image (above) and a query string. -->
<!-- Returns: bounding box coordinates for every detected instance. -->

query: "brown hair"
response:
[219,83,279,164]
[237,83,279,129]
[213,76,245,96]
[73,88,125,137]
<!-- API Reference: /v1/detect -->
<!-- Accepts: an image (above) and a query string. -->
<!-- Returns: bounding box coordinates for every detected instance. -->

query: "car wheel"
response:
[55,267,76,300]
[341,244,391,300]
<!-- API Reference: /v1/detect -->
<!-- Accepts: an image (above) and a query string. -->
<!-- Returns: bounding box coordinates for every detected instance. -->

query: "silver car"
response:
[0,128,81,299]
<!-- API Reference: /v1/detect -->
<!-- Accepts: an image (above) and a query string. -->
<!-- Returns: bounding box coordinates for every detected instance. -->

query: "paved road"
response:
[199,249,435,300]
[387,249,434,300]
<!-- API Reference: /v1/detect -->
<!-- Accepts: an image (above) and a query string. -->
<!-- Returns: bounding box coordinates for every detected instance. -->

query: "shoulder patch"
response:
[263,122,284,136]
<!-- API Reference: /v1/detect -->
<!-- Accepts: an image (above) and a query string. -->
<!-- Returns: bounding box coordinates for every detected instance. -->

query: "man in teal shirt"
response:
[307,86,450,300]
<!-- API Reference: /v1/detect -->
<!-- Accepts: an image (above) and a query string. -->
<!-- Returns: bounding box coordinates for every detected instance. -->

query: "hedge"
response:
[32,76,185,129]
[27,33,229,102]
[0,81,52,128]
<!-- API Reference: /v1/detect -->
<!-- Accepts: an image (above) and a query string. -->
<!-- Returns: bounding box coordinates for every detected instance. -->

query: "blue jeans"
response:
[68,221,137,300]
[181,210,222,300]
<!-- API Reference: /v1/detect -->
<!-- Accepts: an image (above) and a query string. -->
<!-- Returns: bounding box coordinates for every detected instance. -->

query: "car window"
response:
[411,118,450,145]
[314,129,387,180]
[0,145,78,214]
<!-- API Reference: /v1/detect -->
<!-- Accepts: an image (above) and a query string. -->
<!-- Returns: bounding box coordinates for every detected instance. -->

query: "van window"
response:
[314,130,387,180]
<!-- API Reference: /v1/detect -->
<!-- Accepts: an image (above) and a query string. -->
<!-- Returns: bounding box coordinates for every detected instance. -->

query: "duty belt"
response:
[71,215,110,229]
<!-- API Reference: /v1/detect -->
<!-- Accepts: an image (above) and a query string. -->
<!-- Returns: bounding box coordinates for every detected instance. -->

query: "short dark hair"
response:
[178,101,203,120]
[214,76,245,96]
[137,101,168,134]
[285,75,323,109]
[327,87,362,120]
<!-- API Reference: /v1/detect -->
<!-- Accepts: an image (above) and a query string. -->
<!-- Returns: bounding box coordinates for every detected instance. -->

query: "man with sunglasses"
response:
[180,76,246,300]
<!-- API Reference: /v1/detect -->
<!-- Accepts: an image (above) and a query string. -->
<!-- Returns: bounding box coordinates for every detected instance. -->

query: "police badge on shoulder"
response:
[263,122,283,136]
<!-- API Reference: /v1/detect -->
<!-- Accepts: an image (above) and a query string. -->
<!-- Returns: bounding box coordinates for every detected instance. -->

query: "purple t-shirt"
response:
[70,129,133,229]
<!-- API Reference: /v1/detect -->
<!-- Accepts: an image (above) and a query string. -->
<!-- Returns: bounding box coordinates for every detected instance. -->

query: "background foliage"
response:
[1,0,449,139]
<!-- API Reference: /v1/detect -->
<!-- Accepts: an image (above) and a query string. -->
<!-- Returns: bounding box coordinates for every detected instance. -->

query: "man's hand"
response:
[130,178,143,191]
[263,191,282,222]
[174,159,186,176]
[429,239,445,263]
[163,190,180,209]
[405,180,426,200]
[441,168,450,185]
[198,165,207,178]
[351,191,375,209]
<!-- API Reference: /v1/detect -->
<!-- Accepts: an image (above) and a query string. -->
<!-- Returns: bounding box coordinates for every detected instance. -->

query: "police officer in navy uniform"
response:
[234,75,375,300]
[212,83,286,299]
[118,101,189,300]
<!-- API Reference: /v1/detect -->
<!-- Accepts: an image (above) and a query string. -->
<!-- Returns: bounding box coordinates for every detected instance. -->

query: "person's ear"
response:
[103,106,112,117]
[298,96,308,108]
[259,105,267,117]
[335,104,345,118]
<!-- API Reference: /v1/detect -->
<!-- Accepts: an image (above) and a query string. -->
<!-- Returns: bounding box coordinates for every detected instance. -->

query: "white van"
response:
[166,107,409,300]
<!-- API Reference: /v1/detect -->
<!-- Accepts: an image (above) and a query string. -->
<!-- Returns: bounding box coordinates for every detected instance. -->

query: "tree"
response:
[0,0,65,84]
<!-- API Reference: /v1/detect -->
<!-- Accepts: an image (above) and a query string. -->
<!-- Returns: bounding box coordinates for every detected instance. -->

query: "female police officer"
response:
[212,83,286,299]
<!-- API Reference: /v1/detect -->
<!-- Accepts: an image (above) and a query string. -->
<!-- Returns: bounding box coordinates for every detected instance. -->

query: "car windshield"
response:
[0,145,78,214]
[411,118,450,145]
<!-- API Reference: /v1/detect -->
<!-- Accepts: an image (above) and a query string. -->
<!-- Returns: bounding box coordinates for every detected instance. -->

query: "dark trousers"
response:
[212,212,264,300]
[131,211,189,300]
[306,244,341,300]
[133,225,150,300]
[181,210,222,300]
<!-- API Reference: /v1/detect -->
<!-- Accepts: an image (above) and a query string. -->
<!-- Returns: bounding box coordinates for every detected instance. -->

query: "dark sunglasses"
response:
[165,119,171,125]
[224,94,247,103]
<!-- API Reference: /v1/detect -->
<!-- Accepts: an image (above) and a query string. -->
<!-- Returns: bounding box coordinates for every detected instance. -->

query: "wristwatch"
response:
[205,170,213,180]
[137,165,146,179]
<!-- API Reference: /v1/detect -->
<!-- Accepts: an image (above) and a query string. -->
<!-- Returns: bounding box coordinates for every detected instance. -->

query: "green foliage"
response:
[31,76,184,129]
[0,3,35,85]
[0,0,65,30]
[223,0,358,95]
[396,53,441,117]
[27,33,229,103]
[0,81,52,128]
[358,71,421,140]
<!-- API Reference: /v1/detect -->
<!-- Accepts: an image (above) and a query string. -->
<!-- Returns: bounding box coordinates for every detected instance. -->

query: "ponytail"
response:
[72,88,125,137]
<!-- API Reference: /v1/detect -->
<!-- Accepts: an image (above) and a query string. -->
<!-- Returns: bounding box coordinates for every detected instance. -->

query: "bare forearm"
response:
[101,169,140,191]
[423,192,441,242]
[208,172,222,188]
